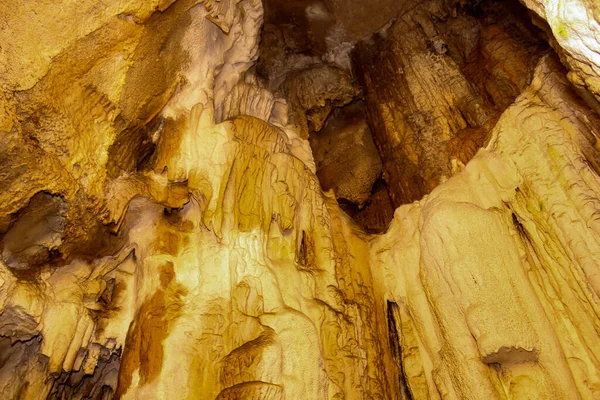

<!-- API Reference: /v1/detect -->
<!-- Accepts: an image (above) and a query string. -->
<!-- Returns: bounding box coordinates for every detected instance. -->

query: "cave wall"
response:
[520,0,600,112]
[0,0,600,399]
[372,55,600,399]
[352,0,549,206]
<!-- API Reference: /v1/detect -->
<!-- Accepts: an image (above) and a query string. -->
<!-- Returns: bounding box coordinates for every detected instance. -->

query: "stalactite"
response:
[1,0,600,398]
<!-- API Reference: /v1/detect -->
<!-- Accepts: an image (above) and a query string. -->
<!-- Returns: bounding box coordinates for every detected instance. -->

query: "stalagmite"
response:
[1,0,600,399]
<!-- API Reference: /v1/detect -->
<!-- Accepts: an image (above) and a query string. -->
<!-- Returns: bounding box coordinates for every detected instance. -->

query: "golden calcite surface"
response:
[1,0,600,399]
[520,0,600,111]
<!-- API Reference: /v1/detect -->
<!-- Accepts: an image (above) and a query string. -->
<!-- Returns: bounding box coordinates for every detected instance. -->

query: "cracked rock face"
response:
[1,0,600,399]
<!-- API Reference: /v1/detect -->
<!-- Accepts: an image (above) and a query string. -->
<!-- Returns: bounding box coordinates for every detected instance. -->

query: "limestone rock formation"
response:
[310,101,382,206]
[353,0,549,205]
[521,0,600,110]
[1,0,600,399]
[372,54,600,399]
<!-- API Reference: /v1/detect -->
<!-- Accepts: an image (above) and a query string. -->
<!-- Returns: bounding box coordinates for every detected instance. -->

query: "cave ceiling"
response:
[262,0,414,54]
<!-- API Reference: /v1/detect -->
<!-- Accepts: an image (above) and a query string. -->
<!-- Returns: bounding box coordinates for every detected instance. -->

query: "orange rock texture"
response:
[1,0,600,399]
